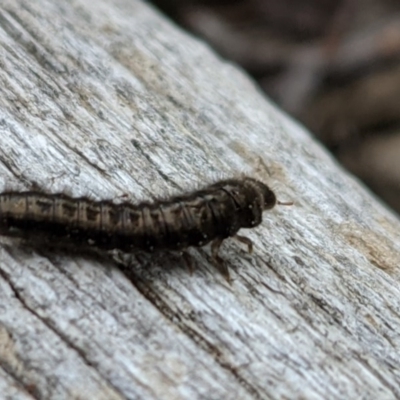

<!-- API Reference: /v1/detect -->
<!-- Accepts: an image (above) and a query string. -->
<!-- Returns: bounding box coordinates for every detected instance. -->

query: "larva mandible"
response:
[0,177,290,281]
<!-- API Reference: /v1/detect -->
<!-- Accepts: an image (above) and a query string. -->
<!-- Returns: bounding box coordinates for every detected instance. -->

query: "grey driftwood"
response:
[0,1,400,399]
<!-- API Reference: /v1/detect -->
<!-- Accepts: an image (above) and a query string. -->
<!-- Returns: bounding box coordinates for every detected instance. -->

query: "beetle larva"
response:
[0,177,289,281]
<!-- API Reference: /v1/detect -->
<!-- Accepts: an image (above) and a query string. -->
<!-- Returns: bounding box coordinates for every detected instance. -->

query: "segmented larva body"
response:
[0,178,280,281]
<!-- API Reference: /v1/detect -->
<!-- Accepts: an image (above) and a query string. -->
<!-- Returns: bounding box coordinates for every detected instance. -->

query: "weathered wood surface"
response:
[0,1,400,399]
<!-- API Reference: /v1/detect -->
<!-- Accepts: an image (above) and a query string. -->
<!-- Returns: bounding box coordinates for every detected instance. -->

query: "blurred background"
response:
[150,0,400,215]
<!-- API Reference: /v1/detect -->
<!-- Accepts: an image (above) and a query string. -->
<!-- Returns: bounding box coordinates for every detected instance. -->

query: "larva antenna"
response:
[277,200,294,206]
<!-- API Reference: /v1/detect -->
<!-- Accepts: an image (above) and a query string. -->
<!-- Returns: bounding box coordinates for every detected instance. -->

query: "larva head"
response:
[246,179,276,225]
[227,178,277,230]
[254,180,277,210]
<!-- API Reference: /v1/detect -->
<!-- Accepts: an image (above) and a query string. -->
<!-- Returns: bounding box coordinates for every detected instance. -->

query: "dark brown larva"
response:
[0,177,287,281]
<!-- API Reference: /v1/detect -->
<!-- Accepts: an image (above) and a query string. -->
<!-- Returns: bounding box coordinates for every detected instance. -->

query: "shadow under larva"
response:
[0,177,291,282]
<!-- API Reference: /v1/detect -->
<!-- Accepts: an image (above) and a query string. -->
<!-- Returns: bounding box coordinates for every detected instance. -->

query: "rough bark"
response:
[0,1,399,399]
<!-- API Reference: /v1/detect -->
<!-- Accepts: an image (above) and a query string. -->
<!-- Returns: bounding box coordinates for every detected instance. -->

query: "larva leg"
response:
[234,235,253,253]
[182,250,195,275]
[109,249,139,270]
[211,238,231,283]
